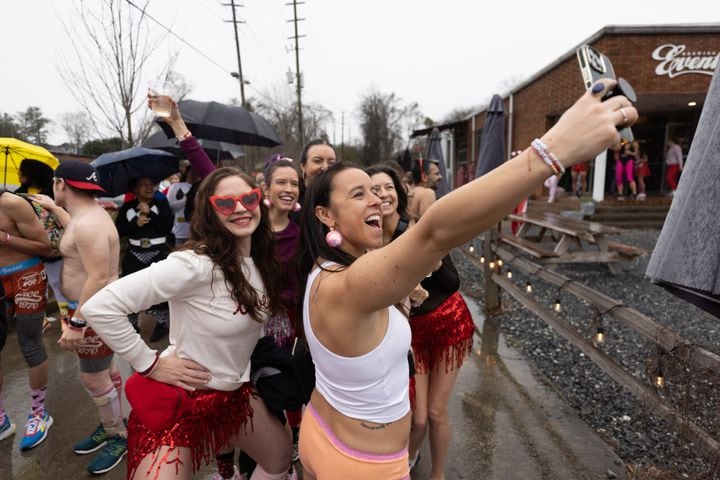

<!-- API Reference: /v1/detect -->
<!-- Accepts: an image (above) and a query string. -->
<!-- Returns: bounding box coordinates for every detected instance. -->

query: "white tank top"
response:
[303,263,411,423]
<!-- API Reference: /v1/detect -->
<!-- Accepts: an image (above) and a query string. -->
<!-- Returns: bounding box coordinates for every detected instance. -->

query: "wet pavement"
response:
[0,299,626,479]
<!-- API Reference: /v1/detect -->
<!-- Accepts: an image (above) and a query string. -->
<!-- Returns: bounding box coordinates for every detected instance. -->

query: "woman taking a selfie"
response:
[294,79,637,479]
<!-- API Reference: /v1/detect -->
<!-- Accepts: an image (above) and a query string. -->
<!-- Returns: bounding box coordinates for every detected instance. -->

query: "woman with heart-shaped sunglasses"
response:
[82,165,297,480]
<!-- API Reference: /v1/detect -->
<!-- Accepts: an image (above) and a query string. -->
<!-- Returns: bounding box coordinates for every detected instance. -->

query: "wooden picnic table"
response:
[503,211,647,273]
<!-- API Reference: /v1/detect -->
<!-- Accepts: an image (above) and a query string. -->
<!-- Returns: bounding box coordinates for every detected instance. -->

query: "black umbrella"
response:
[142,131,245,164]
[156,99,282,148]
[474,95,506,178]
[92,147,179,197]
[646,62,720,318]
[425,128,450,198]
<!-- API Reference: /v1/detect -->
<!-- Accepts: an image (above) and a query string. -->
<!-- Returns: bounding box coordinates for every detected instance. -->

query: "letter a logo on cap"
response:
[86,172,98,182]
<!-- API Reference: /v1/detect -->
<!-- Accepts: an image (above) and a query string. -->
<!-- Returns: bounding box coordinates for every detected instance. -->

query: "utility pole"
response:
[224,0,246,108]
[287,0,305,146]
[340,111,345,159]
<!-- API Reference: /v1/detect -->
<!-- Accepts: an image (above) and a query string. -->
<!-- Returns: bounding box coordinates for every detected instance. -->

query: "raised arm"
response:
[337,79,637,313]
[149,95,216,179]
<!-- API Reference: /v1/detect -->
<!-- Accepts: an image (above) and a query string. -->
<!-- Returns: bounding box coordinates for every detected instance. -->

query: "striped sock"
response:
[30,386,47,416]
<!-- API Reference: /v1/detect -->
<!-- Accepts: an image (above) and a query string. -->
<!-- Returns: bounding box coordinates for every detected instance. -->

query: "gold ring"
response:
[619,107,628,124]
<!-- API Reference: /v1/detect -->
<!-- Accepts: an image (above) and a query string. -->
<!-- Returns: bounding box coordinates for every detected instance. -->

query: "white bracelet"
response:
[530,138,565,177]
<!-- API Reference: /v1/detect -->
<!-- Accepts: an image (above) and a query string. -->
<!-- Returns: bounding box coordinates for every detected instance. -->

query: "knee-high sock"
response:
[110,371,124,416]
[30,386,47,416]
[89,384,125,437]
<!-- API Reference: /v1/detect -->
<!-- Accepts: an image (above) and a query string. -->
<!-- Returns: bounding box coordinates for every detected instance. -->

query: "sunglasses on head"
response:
[209,188,262,215]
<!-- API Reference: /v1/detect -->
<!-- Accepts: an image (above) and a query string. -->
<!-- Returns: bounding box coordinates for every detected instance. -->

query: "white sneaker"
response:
[637,193,647,201]
[0,414,16,442]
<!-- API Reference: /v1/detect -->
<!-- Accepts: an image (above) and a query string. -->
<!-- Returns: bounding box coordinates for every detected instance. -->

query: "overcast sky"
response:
[2,0,716,146]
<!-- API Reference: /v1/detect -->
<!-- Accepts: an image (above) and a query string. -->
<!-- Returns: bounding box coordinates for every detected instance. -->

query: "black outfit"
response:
[410,254,460,316]
[115,197,174,335]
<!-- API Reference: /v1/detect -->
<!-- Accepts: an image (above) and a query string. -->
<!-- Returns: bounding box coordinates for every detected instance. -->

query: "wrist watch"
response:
[68,317,88,329]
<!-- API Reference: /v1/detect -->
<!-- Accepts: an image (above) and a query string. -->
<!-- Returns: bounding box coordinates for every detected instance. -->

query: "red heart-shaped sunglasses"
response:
[209,188,262,215]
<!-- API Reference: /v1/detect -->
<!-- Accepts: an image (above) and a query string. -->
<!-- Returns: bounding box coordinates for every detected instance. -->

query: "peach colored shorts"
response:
[298,403,410,480]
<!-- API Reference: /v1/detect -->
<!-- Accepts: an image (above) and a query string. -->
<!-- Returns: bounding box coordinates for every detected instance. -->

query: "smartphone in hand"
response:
[577,44,636,143]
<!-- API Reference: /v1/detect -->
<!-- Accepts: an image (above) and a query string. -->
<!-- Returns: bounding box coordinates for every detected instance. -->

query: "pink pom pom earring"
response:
[293,202,301,212]
[262,198,272,208]
[325,228,343,248]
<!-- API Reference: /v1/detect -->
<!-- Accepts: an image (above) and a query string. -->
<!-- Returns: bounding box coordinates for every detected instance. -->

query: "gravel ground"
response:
[453,227,720,480]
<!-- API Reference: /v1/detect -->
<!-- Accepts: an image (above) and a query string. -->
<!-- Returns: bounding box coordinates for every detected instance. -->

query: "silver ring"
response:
[619,107,628,125]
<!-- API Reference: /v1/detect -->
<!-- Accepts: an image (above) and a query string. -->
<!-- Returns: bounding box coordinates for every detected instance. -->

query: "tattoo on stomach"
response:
[360,421,390,430]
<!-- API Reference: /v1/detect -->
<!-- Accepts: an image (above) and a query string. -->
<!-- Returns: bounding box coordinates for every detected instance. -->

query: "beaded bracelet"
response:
[530,138,565,177]
[139,352,161,377]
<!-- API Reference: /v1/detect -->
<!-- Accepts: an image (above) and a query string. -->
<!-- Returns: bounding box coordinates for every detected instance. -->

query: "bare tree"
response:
[357,89,422,166]
[56,0,177,147]
[60,112,92,153]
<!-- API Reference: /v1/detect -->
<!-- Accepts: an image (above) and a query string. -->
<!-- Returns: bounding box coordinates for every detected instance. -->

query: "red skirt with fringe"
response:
[410,292,474,374]
[126,383,253,479]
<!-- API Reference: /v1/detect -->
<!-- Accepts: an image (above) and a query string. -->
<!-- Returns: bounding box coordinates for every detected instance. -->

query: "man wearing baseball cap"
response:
[33,160,128,473]
[53,160,106,193]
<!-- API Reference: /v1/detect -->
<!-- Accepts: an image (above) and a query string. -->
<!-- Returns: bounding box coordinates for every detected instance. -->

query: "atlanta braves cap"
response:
[54,160,105,192]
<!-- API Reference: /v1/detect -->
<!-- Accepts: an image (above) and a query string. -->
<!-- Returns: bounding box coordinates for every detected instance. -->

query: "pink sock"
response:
[30,386,47,416]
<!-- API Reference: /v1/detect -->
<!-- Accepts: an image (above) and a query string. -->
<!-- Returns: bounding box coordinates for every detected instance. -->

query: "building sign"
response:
[653,44,719,78]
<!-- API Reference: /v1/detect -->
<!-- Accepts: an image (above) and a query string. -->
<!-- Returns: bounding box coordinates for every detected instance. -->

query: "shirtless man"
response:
[35,160,128,474]
[0,188,52,450]
[408,158,443,222]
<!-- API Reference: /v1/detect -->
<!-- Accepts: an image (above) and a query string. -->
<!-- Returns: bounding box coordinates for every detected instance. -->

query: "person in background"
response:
[115,177,174,341]
[299,139,336,191]
[571,160,590,197]
[408,158,442,222]
[83,167,294,480]
[0,188,53,450]
[33,160,128,474]
[635,147,651,201]
[665,136,684,196]
[166,166,197,246]
[616,140,639,200]
[159,173,180,196]
[385,163,475,479]
[293,79,636,479]
[16,159,68,328]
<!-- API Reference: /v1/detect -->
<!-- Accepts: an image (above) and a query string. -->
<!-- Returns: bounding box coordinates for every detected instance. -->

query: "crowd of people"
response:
[0,78,637,479]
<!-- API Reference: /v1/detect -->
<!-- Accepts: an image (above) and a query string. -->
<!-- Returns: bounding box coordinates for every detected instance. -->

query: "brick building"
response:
[417,24,720,199]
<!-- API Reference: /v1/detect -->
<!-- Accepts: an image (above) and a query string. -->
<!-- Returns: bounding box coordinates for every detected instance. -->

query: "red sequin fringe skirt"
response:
[127,383,253,479]
[410,292,474,374]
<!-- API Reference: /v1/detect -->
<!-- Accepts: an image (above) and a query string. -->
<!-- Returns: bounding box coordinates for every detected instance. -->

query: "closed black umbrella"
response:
[474,95,506,178]
[425,128,450,198]
[156,99,282,148]
[646,63,720,318]
[142,131,245,164]
[92,147,179,197]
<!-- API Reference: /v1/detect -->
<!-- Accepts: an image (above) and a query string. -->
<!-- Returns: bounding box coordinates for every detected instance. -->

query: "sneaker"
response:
[19,411,53,450]
[0,414,16,442]
[87,436,127,475]
[149,322,169,342]
[637,193,647,201]
[210,465,242,480]
[74,424,107,454]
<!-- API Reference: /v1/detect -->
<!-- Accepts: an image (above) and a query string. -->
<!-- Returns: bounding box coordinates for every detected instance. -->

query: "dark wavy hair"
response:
[185,167,284,321]
[18,159,54,198]
[364,163,409,219]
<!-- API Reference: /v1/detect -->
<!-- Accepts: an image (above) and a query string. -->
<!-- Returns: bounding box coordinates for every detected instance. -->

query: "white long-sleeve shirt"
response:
[666,143,684,168]
[82,250,266,391]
